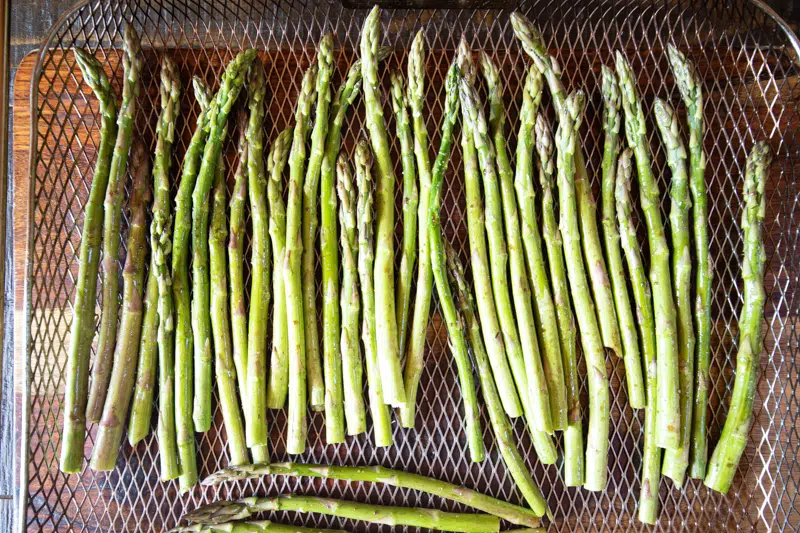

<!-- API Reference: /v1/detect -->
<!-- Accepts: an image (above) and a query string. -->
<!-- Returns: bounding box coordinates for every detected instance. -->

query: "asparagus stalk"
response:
[302,33,335,412]
[204,462,541,528]
[556,91,610,491]
[209,152,249,466]
[447,244,548,517]
[89,138,148,471]
[360,7,405,406]
[534,110,584,483]
[655,97,696,486]
[185,495,500,533]
[616,51,681,450]
[229,111,249,402]
[169,520,347,533]
[355,143,393,447]
[705,142,770,494]
[85,27,143,423]
[616,148,661,524]
[510,12,624,361]
[284,61,319,454]
[428,62,484,462]
[60,46,118,473]
[266,126,293,409]
[600,66,645,409]
[667,44,712,479]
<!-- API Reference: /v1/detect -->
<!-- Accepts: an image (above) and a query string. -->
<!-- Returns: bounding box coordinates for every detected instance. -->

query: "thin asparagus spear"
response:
[209,152,249,467]
[428,62,484,462]
[556,91,610,491]
[60,46,118,473]
[229,111,249,402]
[667,44,712,479]
[192,49,258,435]
[655,97,696,486]
[447,244,548,517]
[169,520,347,533]
[337,154,366,436]
[616,51,681,450]
[266,126,293,409]
[534,110,584,484]
[360,7,405,406]
[399,31,435,427]
[302,33,335,412]
[355,144,393,447]
[86,27,142,423]
[482,51,566,431]
[600,65,645,409]
[454,41,522,420]
[705,142,770,494]
[185,495,500,533]
[90,138,148,471]
[511,12,624,361]
[204,462,542,528]
[616,148,661,524]
[284,61,319,454]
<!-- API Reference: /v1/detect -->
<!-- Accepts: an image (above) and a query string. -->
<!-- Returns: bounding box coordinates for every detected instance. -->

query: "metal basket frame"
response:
[16,0,800,531]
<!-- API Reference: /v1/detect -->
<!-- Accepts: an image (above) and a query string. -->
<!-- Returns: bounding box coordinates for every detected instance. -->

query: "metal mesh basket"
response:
[18,0,800,531]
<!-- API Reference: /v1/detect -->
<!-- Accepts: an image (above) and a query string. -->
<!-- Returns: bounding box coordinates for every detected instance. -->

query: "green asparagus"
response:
[169,521,347,533]
[229,110,249,402]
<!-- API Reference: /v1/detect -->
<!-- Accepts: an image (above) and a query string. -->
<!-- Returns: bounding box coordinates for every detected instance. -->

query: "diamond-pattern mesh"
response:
[20,0,800,531]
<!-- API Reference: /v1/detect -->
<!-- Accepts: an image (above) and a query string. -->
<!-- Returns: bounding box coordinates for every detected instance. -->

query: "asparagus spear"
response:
[360,7,405,406]
[655,97,696,486]
[454,41,522,420]
[511,12,624,361]
[209,152,249,467]
[667,44,712,479]
[428,62,484,462]
[85,27,143,423]
[204,462,542,528]
[616,148,661,524]
[355,143,393,447]
[89,138,148,471]
[705,142,770,494]
[192,49,258,435]
[556,91,610,491]
[284,60,319,454]
[600,65,645,409]
[169,520,347,533]
[266,126,293,409]
[337,154,366,436]
[185,495,500,533]
[229,110,249,402]
[616,51,681,450]
[447,244,548,517]
[302,33,335,412]
[534,110,584,483]
[60,46,118,474]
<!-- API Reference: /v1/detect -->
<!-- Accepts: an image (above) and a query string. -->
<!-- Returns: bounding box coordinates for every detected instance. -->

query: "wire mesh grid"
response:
[18,0,800,531]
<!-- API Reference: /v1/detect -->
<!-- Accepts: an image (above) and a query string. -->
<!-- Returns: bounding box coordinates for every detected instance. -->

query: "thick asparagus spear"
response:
[60,46,118,473]
[447,244,548,517]
[655,97,696,486]
[90,138,148,471]
[185,495,500,533]
[204,462,542,528]
[556,91,610,491]
[428,62,484,462]
[192,49,258,435]
[705,142,770,494]
[600,65,645,409]
[302,33,335,412]
[86,27,143,423]
[229,111,249,401]
[355,143,393,447]
[616,51,681,450]
[454,41,521,420]
[284,61,319,454]
[616,148,661,524]
[360,7,405,406]
[337,154,366,436]
[667,44,712,479]
[266,126,293,409]
[169,521,347,533]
